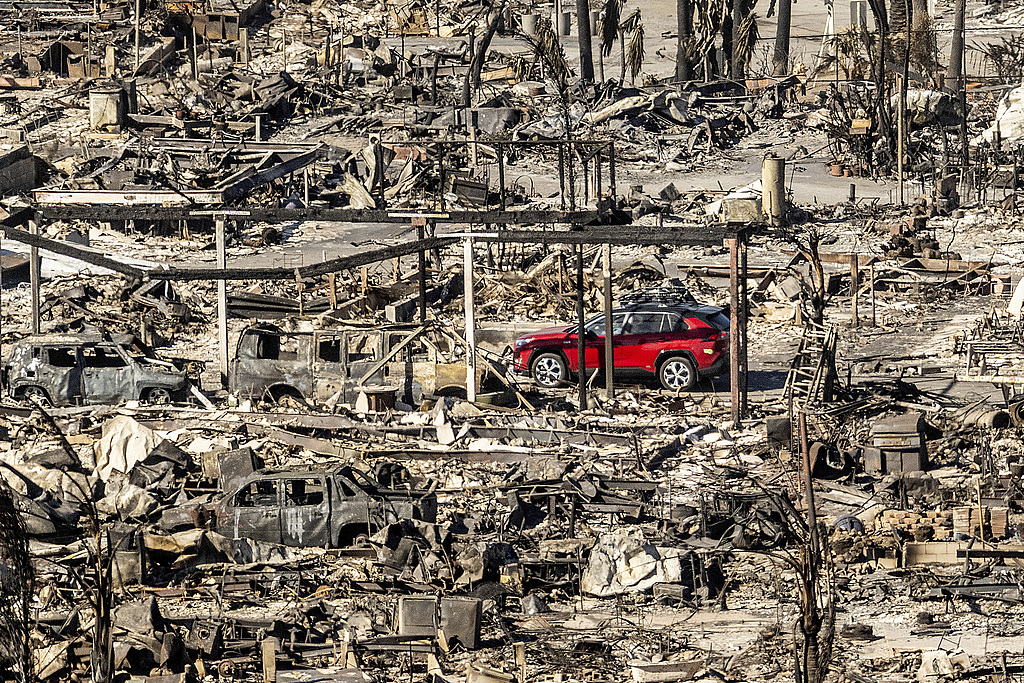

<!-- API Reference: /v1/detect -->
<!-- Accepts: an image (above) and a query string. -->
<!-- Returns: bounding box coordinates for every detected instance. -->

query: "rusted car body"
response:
[2,332,191,406]
[206,465,438,547]
[228,321,506,406]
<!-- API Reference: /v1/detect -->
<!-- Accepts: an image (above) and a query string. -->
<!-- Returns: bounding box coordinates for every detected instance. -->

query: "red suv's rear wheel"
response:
[659,356,697,391]
[531,352,568,388]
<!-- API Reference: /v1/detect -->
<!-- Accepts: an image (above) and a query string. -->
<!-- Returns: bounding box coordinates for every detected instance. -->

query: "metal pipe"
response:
[603,243,614,397]
[576,243,587,411]
[216,218,228,388]
[464,236,477,402]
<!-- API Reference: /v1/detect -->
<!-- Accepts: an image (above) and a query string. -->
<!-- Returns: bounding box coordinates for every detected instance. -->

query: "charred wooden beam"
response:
[475,226,730,246]
[2,226,458,282]
[32,206,606,225]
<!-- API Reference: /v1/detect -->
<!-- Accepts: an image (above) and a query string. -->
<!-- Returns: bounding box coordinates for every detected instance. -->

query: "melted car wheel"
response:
[145,387,172,404]
[21,386,50,406]
[659,356,697,391]
[531,352,568,388]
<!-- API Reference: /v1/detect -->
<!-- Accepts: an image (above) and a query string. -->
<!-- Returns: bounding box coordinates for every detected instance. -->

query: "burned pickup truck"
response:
[229,321,510,406]
[2,332,198,406]
[206,465,438,547]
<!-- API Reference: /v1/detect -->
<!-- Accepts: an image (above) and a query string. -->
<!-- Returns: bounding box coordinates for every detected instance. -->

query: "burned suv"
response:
[512,302,729,391]
[2,333,192,406]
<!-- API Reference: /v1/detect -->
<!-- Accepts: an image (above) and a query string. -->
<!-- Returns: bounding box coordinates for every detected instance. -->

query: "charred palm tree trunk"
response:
[577,0,595,81]
[676,0,693,80]
[773,0,791,74]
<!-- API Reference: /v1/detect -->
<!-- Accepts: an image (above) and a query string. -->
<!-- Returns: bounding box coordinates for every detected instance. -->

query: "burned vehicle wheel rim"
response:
[146,387,172,404]
[532,354,566,387]
[660,357,695,391]
[22,386,49,405]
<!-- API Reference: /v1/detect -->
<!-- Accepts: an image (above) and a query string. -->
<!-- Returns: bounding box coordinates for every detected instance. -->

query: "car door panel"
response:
[227,479,282,544]
[38,346,82,405]
[281,476,331,546]
[80,345,132,404]
[616,313,668,373]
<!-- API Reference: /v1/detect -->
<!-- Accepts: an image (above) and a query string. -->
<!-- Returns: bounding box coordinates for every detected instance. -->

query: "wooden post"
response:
[739,235,748,417]
[416,219,427,322]
[240,27,249,63]
[464,236,477,402]
[328,272,337,309]
[870,263,876,327]
[134,0,141,71]
[761,155,786,226]
[360,266,368,295]
[191,26,199,79]
[576,243,587,411]
[897,74,906,205]
[216,218,228,388]
[261,637,278,683]
[850,253,859,327]
[603,243,614,397]
[29,216,40,334]
[728,237,741,428]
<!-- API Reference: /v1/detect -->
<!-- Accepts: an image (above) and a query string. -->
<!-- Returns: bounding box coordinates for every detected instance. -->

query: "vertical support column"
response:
[216,217,228,389]
[134,0,141,71]
[603,243,614,397]
[497,143,507,210]
[608,143,617,201]
[897,74,906,205]
[870,263,876,327]
[576,243,587,411]
[261,637,278,683]
[464,236,477,403]
[29,215,40,334]
[240,27,249,63]
[415,218,427,322]
[557,144,566,211]
[761,155,786,226]
[728,236,741,428]
[739,235,748,418]
[850,253,859,327]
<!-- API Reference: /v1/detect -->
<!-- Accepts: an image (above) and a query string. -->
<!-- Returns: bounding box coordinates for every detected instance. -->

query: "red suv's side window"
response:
[626,313,666,335]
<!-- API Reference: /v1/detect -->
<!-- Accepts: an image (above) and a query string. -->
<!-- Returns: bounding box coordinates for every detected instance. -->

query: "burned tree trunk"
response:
[947,0,965,84]
[773,0,792,75]
[730,0,746,80]
[462,3,506,107]
[577,0,595,82]
[675,0,693,80]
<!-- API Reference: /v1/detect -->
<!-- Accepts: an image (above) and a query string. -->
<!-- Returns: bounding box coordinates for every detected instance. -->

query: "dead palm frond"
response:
[733,11,760,74]
[620,7,642,32]
[626,19,645,82]
[600,0,621,57]
[521,15,571,87]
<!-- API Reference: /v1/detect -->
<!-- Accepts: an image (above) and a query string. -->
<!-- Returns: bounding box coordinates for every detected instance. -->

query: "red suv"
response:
[512,303,730,391]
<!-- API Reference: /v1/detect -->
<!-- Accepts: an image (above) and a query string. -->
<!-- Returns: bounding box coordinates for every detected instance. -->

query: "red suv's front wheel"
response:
[531,352,568,388]
[659,356,697,391]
